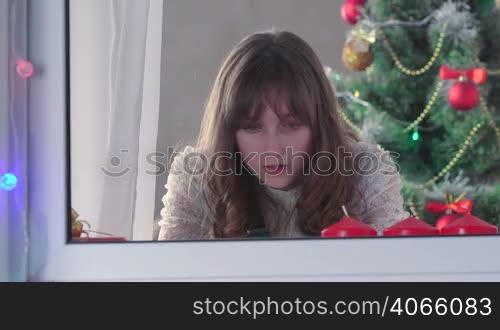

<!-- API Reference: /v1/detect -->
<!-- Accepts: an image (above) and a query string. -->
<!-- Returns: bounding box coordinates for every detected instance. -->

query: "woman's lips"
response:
[264,164,286,175]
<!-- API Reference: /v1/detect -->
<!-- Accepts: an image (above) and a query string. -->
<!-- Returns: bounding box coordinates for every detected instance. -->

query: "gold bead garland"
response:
[340,110,362,135]
[339,109,387,153]
[487,68,500,75]
[408,199,421,219]
[403,80,443,132]
[339,79,443,134]
[479,95,500,149]
[340,111,486,205]
[378,21,448,76]
[416,120,485,189]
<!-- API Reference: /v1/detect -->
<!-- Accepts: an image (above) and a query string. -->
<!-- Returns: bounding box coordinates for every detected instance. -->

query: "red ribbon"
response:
[426,199,473,214]
[439,65,488,84]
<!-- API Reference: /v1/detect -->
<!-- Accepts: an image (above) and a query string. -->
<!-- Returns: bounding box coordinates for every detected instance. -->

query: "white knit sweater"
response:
[158,139,410,240]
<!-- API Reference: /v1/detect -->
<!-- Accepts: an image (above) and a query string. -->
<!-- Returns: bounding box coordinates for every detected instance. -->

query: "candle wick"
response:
[341,205,349,217]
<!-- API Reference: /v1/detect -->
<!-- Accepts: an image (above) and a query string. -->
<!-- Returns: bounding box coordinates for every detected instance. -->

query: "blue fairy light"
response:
[412,130,420,141]
[0,173,18,191]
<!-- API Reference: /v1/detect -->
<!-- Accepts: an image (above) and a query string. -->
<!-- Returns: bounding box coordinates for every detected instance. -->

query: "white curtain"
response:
[71,0,163,240]
[0,0,29,281]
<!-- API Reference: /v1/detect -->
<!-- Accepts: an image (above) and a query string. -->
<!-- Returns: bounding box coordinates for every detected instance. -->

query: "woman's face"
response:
[235,100,313,190]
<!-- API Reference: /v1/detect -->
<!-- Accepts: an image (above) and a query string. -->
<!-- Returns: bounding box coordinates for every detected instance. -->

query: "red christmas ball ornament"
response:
[440,214,498,235]
[447,80,480,111]
[341,1,362,25]
[440,65,487,111]
[383,216,439,236]
[435,213,461,231]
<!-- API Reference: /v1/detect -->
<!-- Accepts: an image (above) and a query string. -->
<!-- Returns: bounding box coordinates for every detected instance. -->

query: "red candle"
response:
[383,216,439,236]
[322,206,377,237]
[440,214,498,235]
[435,213,461,231]
[321,215,377,237]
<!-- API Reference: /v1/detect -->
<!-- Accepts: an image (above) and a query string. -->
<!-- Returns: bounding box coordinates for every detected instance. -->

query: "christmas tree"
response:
[328,0,500,228]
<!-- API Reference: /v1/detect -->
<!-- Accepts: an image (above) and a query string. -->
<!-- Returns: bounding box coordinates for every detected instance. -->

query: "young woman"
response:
[158,30,409,240]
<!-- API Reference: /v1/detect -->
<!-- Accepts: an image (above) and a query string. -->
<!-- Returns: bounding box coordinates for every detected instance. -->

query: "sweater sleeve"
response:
[349,141,411,235]
[157,146,215,240]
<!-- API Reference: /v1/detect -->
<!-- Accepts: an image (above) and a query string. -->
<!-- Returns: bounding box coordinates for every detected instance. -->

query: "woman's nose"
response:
[262,131,285,155]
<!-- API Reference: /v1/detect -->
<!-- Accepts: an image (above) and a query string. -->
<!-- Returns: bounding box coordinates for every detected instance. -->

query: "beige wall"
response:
[155,0,350,218]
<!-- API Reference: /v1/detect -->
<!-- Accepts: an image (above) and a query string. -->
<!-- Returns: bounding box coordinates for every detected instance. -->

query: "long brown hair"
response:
[196,29,363,237]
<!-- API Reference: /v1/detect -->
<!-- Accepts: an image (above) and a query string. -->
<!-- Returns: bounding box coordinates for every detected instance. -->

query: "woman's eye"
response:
[241,124,261,132]
[282,121,302,130]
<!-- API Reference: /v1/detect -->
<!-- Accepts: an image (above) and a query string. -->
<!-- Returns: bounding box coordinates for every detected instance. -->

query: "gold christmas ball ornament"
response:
[342,39,374,71]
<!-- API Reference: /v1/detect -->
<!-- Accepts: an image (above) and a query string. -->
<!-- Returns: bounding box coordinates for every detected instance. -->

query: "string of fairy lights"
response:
[1,60,33,192]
